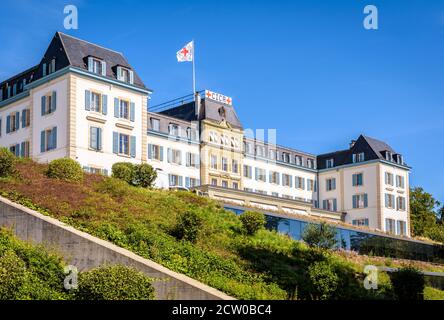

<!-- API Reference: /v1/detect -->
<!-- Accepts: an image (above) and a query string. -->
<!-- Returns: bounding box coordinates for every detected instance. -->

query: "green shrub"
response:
[134,163,157,188]
[239,211,266,235]
[0,250,27,299]
[112,162,136,185]
[390,266,425,300]
[307,260,339,300]
[172,211,203,243]
[302,222,338,250]
[75,265,155,300]
[46,158,83,182]
[0,148,16,178]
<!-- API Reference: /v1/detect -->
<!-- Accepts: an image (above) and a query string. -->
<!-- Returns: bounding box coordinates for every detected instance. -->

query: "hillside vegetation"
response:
[0,228,154,300]
[0,157,443,300]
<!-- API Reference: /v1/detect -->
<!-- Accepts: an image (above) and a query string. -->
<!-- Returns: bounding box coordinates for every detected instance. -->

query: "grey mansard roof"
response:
[0,32,148,102]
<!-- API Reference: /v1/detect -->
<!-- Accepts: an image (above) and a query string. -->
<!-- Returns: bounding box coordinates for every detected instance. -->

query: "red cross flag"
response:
[177,41,194,62]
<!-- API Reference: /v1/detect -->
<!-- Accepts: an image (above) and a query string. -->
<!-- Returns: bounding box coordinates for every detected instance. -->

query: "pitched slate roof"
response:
[57,32,146,89]
[317,134,406,169]
[160,98,243,129]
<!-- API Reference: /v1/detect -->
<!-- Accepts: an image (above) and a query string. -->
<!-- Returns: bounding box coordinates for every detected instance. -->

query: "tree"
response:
[239,211,266,235]
[409,187,440,237]
[302,222,337,250]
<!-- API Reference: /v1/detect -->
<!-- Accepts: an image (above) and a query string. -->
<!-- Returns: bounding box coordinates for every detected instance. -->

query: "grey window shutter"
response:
[159,146,164,161]
[114,98,119,118]
[20,142,25,157]
[364,194,368,208]
[112,132,119,154]
[88,57,94,72]
[186,152,191,166]
[40,131,45,152]
[323,200,327,210]
[178,176,183,187]
[352,174,356,186]
[302,178,305,190]
[51,59,56,73]
[101,61,107,76]
[185,177,190,188]
[15,112,20,130]
[52,127,57,149]
[129,70,134,84]
[43,63,47,77]
[332,178,336,190]
[352,195,357,209]
[130,102,135,122]
[51,91,57,112]
[97,128,102,151]
[85,90,91,111]
[333,199,337,211]
[90,127,97,149]
[167,148,172,163]
[21,110,26,128]
[102,94,107,115]
[255,168,259,180]
[41,96,46,115]
[148,144,152,159]
[6,116,10,133]
[130,136,136,158]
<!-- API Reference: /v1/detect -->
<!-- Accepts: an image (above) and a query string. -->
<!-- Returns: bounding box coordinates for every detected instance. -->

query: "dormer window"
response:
[168,123,179,136]
[384,151,393,162]
[88,57,106,76]
[326,158,334,168]
[353,152,365,163]
[117,66,134,84]
[395,154,403,165]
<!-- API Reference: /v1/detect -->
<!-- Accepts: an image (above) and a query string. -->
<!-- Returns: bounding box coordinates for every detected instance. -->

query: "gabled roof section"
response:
[57,32,146,89]
[317,134,407,169]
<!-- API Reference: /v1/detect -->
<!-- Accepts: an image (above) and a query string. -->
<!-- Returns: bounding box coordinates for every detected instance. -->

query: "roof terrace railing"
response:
[149,90,206,113]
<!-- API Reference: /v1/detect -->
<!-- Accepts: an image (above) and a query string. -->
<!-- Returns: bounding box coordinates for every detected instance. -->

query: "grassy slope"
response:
[0,159,443,300]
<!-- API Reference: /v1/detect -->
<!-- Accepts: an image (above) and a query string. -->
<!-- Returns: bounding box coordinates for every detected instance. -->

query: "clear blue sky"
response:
[0,0,443,204]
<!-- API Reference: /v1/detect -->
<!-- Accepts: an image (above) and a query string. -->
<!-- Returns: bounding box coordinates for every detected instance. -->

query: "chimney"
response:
[195,92,201,117]
[349,140,356,148]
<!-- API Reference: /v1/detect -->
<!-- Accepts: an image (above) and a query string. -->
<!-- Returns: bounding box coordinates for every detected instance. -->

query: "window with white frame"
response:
[186,152,199,168]
[307,158,315,169]
[41,127,57,153]
[295,155,302,166]
[232,159,239,174]
[221,180,228,188]
[307,179,315,191]
[396,175,405,189]
[221,157,229,171]
[255,168,266,182]
[295,176,305,190]
[385,218,396,234]
[323,199,337,212]
[397,220,407,236]
[282,174,292,187]
[210,155,218,170]
[211,178,218,186]
[89,126,102,151]
[270,171,280,184]
[148,144,163,161]
[209,131,218,143]
[169,123,179,136]
[118,133,130,156]
[232,182,239,190]
[326,158,334,168]
[352,173,363,186]
[385,193,395,209]
[353,152,365,163]
[397,196,406,211]
[119,99,130,120]
[326,178,336,191]
[282,152,290,163]
[150,118,160,131]
[352,194,368,209]
[385,172,394,186]
[91,92,102,113]
[243,165,252,178]
[168,148,182,165]
[352,218,369,227]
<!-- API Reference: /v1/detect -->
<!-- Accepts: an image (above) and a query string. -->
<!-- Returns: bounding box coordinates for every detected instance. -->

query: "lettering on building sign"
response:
[205,90,233,106]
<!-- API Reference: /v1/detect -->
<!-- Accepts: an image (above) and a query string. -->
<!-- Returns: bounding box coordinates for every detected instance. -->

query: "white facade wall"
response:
[147,134,200,189]
[74,76,145,173]
[0,97,31,153]
[243,157,317,202]
[379,163,410,234]
[32,78,69,162]
[342,163,379,229]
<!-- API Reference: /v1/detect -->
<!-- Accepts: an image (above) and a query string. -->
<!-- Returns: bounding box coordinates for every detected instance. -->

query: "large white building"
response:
[0,32,411,237]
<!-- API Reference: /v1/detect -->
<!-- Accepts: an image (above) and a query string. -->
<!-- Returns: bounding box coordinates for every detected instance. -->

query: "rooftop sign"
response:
[204,90,233,106]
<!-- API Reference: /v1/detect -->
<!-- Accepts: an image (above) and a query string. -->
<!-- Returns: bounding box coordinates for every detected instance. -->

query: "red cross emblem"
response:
[181,47,189,57]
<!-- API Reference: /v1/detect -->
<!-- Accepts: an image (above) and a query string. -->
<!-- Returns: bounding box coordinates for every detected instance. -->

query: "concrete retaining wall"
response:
[0,196,234,300]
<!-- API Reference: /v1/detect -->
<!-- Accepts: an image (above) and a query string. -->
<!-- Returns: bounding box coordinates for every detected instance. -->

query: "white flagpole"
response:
[192,40,196,99]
